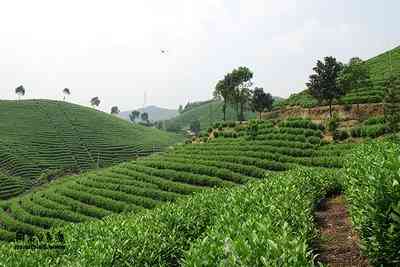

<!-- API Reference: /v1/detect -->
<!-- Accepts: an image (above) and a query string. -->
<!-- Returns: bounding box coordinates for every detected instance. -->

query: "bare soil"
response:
[314,195,370,267]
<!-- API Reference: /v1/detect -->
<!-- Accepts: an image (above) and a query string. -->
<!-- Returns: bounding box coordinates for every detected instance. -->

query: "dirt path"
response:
[314,195,369,267]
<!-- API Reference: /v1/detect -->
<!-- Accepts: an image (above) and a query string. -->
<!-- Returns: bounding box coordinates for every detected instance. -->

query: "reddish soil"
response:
[314,195,370,267]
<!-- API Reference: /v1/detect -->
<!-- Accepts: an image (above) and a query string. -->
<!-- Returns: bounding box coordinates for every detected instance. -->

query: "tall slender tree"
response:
[15,85,25,100]
[214,77,233,121]
[62,88,71,101]
[230,67,253,121]
[306,56,344,118]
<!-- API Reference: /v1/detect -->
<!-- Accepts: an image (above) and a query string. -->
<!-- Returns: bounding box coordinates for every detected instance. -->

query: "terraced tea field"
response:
[0,119,353,241]
[0,100,182,198]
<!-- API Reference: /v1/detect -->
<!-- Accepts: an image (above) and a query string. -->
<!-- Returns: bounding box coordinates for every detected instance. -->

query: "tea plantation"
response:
[0,100,182,198]
[0,119,352,242]
[0,137,398,266]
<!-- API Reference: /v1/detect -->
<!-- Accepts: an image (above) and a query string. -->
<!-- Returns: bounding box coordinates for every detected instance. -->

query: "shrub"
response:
[327,113,339,132]
[343,141,400,265]
[333,130,349,141]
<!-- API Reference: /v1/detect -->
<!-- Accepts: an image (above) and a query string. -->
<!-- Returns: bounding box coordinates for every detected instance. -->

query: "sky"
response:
[0,0,399,112]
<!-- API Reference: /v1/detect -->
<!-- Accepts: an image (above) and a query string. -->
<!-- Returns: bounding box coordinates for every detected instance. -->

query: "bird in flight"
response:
[161,49,167,54]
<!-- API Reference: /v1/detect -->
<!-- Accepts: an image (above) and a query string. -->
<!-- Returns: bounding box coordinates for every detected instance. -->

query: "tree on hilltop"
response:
[251,87,274,120]
[63,88,71,101]
[15,85,26,100]
[111,106,120,115]
[306,56,344,118]
[90,97,101,109]
[129,110,140,123]
[141,112,149,124]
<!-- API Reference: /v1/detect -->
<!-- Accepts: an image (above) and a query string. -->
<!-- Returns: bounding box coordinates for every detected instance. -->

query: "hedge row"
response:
[343,140,400,265]
[0,168,341,266]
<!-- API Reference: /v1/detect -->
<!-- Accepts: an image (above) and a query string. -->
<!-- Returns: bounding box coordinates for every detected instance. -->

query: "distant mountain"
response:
[120,105,179,122]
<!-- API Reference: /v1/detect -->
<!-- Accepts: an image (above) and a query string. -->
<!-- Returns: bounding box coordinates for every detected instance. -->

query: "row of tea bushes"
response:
[0,168,341,266]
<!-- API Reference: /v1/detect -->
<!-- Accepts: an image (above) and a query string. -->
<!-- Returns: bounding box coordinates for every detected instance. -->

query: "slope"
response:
[0,118,350,241]
[164,100,256,132]
[0,99,182,193]
[276,45,400,108]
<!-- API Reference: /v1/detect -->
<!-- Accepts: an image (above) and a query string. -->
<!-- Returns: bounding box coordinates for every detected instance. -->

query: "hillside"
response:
[276,45,400,108]
[164,100,256,132]
[0,100,182,197]
[0,118,349,242]
[119,105,179,122]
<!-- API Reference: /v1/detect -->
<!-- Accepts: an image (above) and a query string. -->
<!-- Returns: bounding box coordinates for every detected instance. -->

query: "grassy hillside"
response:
[276,45,400,108]
[164,100,256,132]
[0,118,350,241]
[0,100,182,196]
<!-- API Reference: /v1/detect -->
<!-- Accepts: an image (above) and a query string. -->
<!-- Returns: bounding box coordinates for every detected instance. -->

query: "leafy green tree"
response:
[214,66,253,121]
[110,106,120,115]
[384,75,400,132]
[178,105,183,114]
[230,67,253,121]
[214,78,232,121]
[141,112,149,124]
[90,97,101,109]
[15,85,25,100]
[306,56,344,118]
[63,88,71,101]
[251,87,274,120]
[129,110,140,123]
[337,58,371,93]
[337,57,372,114]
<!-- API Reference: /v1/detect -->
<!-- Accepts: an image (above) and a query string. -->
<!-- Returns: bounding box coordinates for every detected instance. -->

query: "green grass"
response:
[164,100,256,132]
[0,99,182,198]
[277,45,400,108]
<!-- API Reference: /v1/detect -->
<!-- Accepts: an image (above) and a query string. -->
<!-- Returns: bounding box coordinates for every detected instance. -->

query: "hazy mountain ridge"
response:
[120,105,179,122]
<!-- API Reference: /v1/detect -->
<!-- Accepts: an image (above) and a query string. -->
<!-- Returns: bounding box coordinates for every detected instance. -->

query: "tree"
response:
[214,78,232,121]
[230,67,253,122]
[214,66,253,121]
[337,57,372,113]
[110,106,120,115]
[62,88,71,101]
[251,87,274,120]
[178,105,183,114]
[15,85,25,100]
[141,112,149,124]
[129,110,140,123]
[337,58,371,93]
[190,119,201,135]
[306,56,344,118]
[384,75,400,133]
[90,97,101,109]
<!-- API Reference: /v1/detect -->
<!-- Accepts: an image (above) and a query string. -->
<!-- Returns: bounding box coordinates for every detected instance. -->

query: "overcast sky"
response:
[0,0,399,112]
